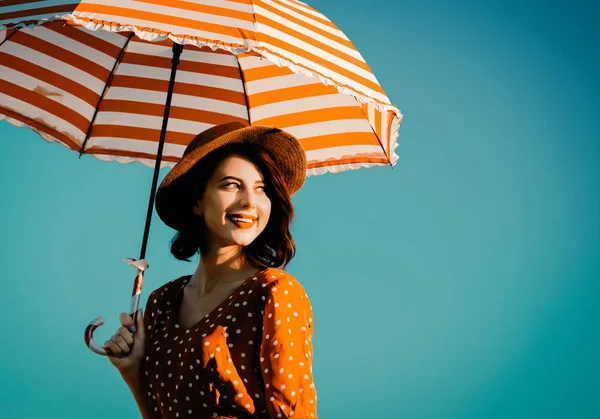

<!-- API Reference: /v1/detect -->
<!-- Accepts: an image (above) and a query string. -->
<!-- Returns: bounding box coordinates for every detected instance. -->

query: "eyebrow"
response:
[219,176,264,184]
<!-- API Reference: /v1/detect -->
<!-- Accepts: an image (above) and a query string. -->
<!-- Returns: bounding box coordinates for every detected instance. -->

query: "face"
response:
[193,154,272,252]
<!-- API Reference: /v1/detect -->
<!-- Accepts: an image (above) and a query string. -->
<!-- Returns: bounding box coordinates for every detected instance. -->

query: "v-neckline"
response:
[172,267,268,331]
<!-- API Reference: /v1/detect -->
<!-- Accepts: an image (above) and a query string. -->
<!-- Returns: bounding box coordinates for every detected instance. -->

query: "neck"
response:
[189,245,249,295]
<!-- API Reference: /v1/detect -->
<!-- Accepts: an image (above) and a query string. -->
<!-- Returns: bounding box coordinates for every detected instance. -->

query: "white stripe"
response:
[259,25,376,84]
[104,87,249,119]
[92,154,176,168]
[0,65,96,118]
[245,74,320,95]
[175,69,245,92]
[86,135,187,156]
[2,41,106,93]
[0,30,6,44]
[0,92,85,141]
[251,93,358,121]
[28,26,117,70]
[175,0,254,14]
[115,64,245,92]
[255,4,360,61]
[72,12,255,47]
[275,0,331,22]
[74,0,256,30]
[305,144,385,161]
[237,55,277,70]
[126,40,174,58]
[367,103,375,128]
[94,112,215,134]
[284,119,373,139]
[259,42,390,105]
[182,49,239,67]
[74,25,128,48]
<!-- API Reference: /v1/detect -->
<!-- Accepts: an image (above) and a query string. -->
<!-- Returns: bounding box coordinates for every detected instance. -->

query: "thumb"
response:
[134,308,145,340]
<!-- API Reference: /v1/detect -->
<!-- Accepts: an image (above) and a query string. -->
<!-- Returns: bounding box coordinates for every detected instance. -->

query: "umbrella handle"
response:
[84,259,149,356]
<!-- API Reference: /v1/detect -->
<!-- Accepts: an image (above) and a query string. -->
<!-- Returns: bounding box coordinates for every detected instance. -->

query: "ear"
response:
[192,200,203,217]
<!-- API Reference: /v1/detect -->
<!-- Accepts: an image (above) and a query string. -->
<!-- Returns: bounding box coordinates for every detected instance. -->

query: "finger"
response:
[110,335,131,355]
[119,312,136,333]
[116,326,134,346]
[104,340,122,357]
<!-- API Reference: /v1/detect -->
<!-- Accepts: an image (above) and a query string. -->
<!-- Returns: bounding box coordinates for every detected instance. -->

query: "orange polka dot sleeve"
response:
[260,276,318,418]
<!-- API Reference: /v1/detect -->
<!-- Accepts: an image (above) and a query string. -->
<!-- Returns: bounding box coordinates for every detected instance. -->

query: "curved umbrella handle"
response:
[84,258,149,356]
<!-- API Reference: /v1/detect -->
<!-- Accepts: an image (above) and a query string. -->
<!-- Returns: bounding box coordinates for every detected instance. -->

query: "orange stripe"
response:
[0,105,80,151]
[259,33,383,96]
[253,107,366,128]
[300,132,381,151]
[83,147,182,162]
[374,107,382,144]
[121,52,242,79]
[387,110,396,158]
[11,31,110,82]
[225,0,252,5]
[248,83,337,107]
[134,0,254,22]
[243,64,293,82]
[0,4,78,21]
[262,0,338,30]
[109,75,246,105]
[45,20,123,59]
[257,14,370,73]
[307,155,388,169]
[254,44,389,106]
[0,52,99,107]
[99,100,247,126]
[73,4,257,41]
[90,125,196,146]
[0,79,90,134]
[256,0,354,50]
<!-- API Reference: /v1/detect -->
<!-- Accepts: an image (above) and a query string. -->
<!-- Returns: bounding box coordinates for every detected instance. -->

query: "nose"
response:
[240,188,257,209]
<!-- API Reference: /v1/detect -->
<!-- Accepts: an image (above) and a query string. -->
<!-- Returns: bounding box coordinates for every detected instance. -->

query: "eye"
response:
[223,182,239,189]
[256,185,266,193]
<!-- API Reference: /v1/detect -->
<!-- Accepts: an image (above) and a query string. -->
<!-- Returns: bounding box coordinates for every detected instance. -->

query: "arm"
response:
[260,276,318,419]
[121,368,160,419]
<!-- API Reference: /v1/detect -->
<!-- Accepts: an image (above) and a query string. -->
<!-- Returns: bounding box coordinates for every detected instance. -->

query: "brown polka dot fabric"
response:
[141,267,317,418]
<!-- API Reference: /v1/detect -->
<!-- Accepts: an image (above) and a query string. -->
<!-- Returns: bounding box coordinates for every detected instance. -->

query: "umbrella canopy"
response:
[0,0,402,175]
[1,0,403,355]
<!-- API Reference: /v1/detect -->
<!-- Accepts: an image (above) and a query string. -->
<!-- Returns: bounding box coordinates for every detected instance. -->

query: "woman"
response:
[103,122,317,419]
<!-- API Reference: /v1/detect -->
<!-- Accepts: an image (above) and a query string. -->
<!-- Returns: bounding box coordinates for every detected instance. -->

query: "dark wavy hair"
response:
[169,142,296,269]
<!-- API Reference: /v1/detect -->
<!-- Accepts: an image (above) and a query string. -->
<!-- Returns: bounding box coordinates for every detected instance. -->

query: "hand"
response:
[104,310,146,377]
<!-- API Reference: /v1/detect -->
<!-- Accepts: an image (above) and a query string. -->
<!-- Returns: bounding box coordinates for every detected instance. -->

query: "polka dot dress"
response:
[141,267,317,418]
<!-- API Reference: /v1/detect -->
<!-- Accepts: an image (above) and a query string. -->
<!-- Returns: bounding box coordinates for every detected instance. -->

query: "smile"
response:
[226,214,257,229]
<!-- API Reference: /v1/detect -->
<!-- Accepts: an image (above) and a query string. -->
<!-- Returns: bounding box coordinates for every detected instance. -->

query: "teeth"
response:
[230,216,254,223]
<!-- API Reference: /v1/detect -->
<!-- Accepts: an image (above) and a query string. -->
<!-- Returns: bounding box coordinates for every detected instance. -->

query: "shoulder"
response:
[258,267,312,304]
[258,267,305,290]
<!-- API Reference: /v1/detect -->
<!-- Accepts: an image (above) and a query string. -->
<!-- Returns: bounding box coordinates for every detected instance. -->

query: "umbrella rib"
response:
[79,32,135,157]
[236,58,252,125]
[354,96,395,169]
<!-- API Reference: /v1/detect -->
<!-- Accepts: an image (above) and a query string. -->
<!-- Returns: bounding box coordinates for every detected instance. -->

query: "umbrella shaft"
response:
[139,42,184,260]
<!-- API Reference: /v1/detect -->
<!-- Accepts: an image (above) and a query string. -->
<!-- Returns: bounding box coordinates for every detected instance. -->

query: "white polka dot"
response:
[279,368,284,373]
[204,342,210,346]
[281,384,286,390]
[264,368,269,373]
[248,312,252,317]
[274,354,279,359]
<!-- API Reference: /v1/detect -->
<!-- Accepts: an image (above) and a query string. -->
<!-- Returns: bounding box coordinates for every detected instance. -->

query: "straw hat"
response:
[155,122,307,231]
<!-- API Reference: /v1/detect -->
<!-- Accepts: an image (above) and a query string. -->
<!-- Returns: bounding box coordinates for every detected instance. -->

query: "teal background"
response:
[1,0,599,418]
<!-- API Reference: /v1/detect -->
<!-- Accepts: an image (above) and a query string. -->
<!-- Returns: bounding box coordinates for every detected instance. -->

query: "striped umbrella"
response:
[1,0,403,355]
